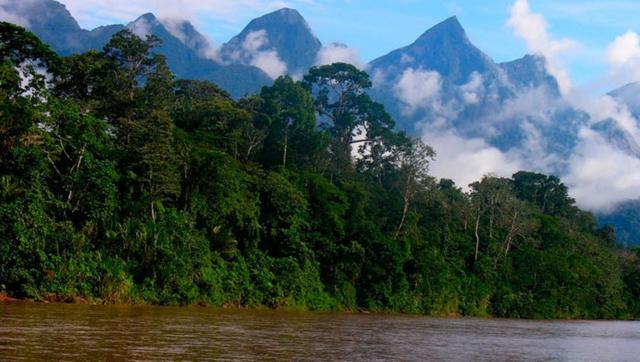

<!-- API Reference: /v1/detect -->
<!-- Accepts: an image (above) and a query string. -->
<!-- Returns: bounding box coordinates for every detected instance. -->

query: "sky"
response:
[54,0,640,89]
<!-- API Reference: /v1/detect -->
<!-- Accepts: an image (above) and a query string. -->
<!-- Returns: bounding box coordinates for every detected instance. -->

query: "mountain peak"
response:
[261,8,306,24]
[272,8,301,15]
[242,7,312,34]
[370,15,495,84]
[135,13,158,23]
[415,15,468,45]
[221,7,322,75]
[442,15,462,27]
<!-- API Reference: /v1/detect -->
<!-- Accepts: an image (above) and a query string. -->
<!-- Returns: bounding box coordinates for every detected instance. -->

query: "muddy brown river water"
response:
[1,303,639,361]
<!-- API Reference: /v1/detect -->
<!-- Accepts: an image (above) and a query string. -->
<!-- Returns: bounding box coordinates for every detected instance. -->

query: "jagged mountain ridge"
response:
[368,16,577,165]
[3,0,635,161]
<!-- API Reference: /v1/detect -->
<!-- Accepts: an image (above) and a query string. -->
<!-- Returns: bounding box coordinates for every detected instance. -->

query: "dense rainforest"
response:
[1,23,639,319]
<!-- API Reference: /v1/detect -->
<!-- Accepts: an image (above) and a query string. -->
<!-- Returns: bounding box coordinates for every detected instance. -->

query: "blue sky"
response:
[62,0,640,88]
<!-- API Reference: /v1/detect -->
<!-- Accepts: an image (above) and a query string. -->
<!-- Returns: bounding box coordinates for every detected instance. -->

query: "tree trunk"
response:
[282,125,289,169]
[394,188,410,240]
[150,201,156,222]
[504,210,519,256]
[474,206,481,263]
[489,196,495,240]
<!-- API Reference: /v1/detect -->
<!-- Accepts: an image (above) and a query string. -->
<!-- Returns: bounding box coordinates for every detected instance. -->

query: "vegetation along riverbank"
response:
[1,23,640,320]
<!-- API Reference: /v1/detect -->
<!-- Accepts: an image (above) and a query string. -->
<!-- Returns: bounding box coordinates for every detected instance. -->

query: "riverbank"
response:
[3,292,638,321]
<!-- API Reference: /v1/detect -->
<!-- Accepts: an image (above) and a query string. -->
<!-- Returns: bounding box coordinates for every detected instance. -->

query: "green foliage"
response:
[0,25,637,320]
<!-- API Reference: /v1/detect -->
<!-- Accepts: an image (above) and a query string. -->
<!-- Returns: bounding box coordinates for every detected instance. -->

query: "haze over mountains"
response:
[3,0,640,243]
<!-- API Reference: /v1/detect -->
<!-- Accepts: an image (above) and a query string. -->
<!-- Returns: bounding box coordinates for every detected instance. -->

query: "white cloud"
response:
[421,125,523,190]
[393,68,442,115]
[250,49,287,79]
[239,30,287,79]
[507,0,578,95]
[460,71,483,105]
[315,42,364,69]
[242,29,269,52]
[566,128,640,211]
[607,30,640,67]
[570,91,640,141]
[606,30,640,83]
[159,17,224,62]
[400,53,414,64]
[127,16,152,38]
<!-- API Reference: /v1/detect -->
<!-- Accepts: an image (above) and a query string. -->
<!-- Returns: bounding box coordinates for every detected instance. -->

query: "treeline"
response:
[1,23,639,319]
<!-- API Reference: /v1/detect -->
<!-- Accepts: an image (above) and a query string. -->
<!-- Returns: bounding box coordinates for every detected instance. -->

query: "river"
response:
[1,303,639,361]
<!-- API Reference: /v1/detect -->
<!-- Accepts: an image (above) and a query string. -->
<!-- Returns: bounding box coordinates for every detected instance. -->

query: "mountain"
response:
[0,0,123,55]
[124,13,272,97]
[125,13,215,79]
[499,54,559,93]
[599,200,640,245]
[0,0,271,98]
[370,17,497,85]
[220,8,322,77]
[610,82,640,118]
[367,16,583,166]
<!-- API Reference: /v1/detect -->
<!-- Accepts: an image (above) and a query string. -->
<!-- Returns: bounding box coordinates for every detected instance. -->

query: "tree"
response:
[173,79,259,161]
[99,30,162,125]
[303,63,395,177]
[136,60,180,221]
[511,171,574,216]
[392,138,435,239]
[101,30,180,221]
[1,22,60,165]
[259,76,319,169]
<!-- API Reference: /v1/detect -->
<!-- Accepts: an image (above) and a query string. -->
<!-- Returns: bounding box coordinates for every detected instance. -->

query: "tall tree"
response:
[303,63,395,177]
[393,138,435,239]
[259,76,319,169]
[102,30,180,220]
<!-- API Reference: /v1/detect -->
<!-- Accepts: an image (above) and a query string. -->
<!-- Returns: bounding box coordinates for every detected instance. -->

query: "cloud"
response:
[606,30,640,83]
[242,29,269,52]
[316,42,364,69]
[220,29,288,78]
[421,125,523,190]
[240,30,287,79]
[0,0,37,27]
[566,128,640,211]
[460,71,483,105]
[570,91,640,141]
[393,68,442,116]
[607,30,640,67]
[127,16,152,38]
[507,0,578,95]
[250,50,287,79]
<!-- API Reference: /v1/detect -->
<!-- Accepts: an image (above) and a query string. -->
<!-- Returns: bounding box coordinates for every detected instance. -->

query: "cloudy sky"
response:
[46,0,640,90]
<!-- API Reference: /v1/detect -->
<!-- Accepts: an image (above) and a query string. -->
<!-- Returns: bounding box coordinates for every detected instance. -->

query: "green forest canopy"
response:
[1,23,639,319]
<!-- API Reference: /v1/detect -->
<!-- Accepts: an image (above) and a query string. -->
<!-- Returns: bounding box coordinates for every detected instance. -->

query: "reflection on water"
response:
[1,303,639,361]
